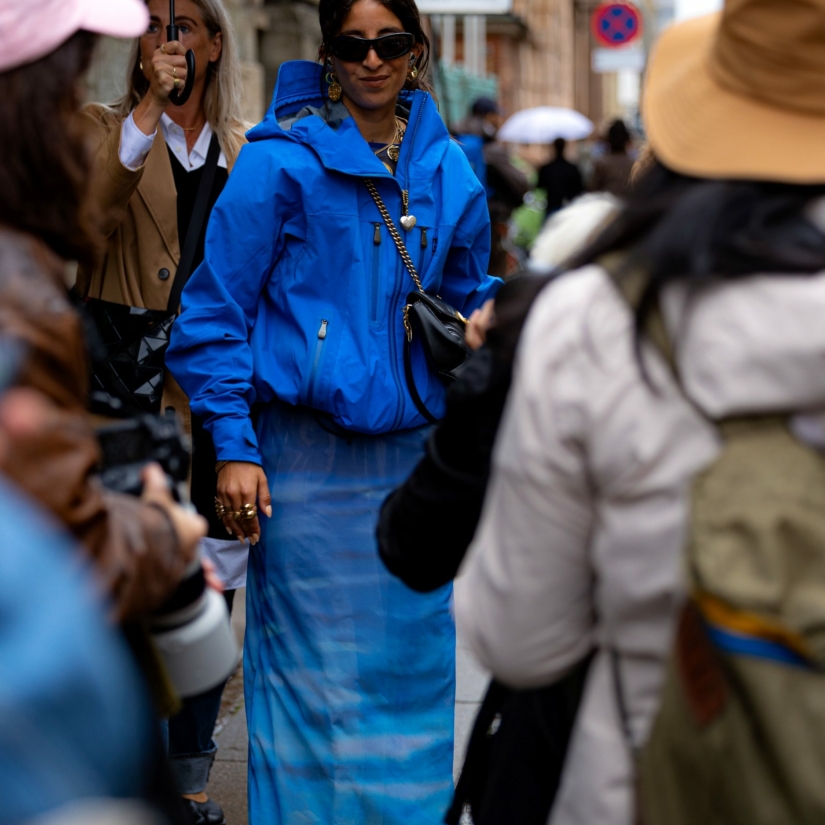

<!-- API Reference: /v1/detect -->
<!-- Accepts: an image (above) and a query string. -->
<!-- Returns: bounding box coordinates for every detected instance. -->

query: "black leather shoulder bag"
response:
[80,133,221,415]
[364,179,472,424]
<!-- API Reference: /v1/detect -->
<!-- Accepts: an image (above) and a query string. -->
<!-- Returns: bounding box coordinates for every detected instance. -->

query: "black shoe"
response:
[183,797,227,825]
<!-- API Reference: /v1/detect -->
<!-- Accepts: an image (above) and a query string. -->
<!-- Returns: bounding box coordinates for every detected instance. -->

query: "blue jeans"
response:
[168,589,236,795]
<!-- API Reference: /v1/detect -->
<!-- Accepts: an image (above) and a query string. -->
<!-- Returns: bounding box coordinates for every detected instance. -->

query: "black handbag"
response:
[81,134,221,415]
[364,179,472,424]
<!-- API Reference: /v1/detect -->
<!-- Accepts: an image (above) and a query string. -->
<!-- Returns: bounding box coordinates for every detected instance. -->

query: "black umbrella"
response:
[168,0,195,106]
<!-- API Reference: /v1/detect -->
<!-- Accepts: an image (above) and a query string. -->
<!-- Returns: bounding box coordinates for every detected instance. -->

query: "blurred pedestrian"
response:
[378,193,618,823]
[77,2,247,819]
[0,0,203,624]
[455,97,531,276]
[0,388,185,825]
[537,138,584,216]
[589,119,634,198]
[166,0,501,821]
[456,1,825,823]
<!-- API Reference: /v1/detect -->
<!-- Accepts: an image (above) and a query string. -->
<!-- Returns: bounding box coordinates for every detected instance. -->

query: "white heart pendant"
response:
[400,214,417,231]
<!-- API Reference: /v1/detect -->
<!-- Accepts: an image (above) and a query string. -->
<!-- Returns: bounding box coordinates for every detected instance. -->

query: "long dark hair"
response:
[570,161,825,351]
[317,0,431,92]
[0,31,98,264]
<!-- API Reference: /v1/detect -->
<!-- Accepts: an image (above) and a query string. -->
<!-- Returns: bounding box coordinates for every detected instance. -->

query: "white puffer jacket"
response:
[456,262,825,825]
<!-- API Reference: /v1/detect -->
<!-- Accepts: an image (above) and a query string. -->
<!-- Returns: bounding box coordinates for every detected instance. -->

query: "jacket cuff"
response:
[211,415,261,465]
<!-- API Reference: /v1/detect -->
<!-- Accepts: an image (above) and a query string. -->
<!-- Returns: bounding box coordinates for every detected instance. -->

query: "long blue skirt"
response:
[245,402,456,824]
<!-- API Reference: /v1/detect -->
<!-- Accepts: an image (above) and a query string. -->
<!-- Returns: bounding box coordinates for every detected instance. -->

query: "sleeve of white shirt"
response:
[118,112,157,172]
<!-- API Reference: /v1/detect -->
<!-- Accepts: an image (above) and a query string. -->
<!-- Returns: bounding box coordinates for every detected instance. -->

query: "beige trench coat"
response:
[77,103,242,430]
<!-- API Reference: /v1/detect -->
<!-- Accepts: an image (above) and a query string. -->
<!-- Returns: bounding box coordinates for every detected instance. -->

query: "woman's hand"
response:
[217,461,272,546]
[148,40,189,107]
[141,462,206,564]
[132,41,189,137]
[465,299,496,351]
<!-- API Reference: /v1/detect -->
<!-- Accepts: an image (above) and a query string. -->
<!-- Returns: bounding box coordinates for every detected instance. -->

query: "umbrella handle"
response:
[167,23,195,107]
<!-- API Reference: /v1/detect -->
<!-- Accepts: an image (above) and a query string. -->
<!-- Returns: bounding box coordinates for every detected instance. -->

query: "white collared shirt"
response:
[119,111,228,172]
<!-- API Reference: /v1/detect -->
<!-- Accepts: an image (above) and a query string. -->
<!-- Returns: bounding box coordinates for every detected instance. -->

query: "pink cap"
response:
[0,0,148,73]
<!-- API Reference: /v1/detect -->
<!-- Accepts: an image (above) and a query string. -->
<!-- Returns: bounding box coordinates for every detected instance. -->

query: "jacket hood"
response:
[663,266,825,418]
[247,60,451,182]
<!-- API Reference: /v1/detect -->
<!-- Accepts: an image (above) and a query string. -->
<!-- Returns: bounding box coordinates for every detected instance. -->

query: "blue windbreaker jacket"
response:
[167,61,500,464]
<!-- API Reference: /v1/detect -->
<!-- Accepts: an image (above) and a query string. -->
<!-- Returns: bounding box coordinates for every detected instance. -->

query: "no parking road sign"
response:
[592,2,643,48]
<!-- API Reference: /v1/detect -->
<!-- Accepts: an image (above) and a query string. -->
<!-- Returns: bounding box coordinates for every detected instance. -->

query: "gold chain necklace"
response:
[373,117,407,168]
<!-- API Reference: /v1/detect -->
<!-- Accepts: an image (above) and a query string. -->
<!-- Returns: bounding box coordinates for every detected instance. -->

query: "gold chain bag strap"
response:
[364,179,472,424]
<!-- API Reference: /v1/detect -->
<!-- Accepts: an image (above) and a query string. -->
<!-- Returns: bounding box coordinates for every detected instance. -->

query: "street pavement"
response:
[207,588,489,824]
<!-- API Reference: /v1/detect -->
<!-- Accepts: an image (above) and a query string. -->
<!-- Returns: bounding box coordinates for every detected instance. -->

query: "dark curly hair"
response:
[317,0,431,92]
[0,31,98,264]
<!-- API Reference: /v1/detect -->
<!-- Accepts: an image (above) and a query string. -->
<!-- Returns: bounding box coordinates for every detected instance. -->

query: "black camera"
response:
[95,410,191,501]
[95,406,238,698]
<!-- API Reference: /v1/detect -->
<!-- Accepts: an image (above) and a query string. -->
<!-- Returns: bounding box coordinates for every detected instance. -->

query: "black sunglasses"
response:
[331,32,415,63]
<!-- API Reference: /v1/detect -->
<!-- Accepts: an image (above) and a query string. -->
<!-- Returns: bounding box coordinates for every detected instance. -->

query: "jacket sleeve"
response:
[438,161,502,315]
[76,106,145,296]
[0,254,186,621]
[166,145,295,465]
[454,285,596,689]
[2,410,186,620]
[377,348,509,591]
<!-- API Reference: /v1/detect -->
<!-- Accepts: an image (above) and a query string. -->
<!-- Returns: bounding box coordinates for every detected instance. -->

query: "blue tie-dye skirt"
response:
[245,402,456,824]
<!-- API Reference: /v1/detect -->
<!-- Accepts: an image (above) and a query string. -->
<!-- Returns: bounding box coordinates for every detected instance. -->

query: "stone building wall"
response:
[260,0,321,105]
[509,0,576,111]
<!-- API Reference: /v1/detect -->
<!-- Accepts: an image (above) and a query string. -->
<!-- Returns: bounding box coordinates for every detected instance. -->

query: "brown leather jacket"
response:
[0,226,188,619]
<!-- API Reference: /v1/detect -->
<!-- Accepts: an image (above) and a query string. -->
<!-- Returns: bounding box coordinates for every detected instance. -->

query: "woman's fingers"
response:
[230,477,260,543]
[465,299,496,351]
[258,472,273,520]
[141,464,206,564]
[217,463,267,545]
[149,47,188,102]
[202,558,225,593]
[163,40,187,57]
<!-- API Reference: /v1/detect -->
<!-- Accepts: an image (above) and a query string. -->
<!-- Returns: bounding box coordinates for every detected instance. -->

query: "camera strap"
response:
[167,133,221,312]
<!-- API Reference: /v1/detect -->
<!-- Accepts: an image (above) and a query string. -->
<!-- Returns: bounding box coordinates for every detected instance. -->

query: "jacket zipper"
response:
[418,228,427,277]
[388,256,405,429]
[307,319,328,407]
[371,223,382,323]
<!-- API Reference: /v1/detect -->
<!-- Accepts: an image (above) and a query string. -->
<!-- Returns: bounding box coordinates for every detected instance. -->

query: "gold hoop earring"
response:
[407,65,419,81]
[326,71,342,102]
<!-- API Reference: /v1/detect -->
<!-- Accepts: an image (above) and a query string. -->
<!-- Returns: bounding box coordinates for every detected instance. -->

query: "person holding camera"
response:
[76,2,247,822]
[0,0,204,626]
[166,0,501,819]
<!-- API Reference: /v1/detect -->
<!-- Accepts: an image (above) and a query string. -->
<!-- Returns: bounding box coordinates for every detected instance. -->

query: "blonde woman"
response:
[78,1,246,822]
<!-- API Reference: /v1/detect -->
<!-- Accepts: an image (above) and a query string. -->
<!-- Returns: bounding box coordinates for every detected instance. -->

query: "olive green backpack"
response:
[610,266,825,825]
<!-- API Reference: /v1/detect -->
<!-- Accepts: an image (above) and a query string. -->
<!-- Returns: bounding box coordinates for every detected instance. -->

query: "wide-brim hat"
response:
[0,0,148,74]
[644,0,825,183]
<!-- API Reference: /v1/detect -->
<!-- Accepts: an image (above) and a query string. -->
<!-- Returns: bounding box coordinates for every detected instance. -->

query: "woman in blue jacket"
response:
[167,0,499,819]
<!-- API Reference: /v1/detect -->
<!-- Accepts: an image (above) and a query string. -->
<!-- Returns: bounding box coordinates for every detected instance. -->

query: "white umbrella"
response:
[498,106,594,144]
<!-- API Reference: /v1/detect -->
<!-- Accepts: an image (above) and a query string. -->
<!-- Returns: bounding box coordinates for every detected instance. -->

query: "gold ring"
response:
[160,44,166,54]
[172,66,177,78]
[238,503,258,523]
[214,498,231,519]
[174,77,180,89]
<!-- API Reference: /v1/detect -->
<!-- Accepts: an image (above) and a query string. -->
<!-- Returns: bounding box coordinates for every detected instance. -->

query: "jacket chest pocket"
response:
[306,318,330,407]
[371,223,382,324]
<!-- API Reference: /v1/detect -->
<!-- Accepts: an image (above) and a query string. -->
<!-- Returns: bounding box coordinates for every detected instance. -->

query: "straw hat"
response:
[644,0,825,182]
